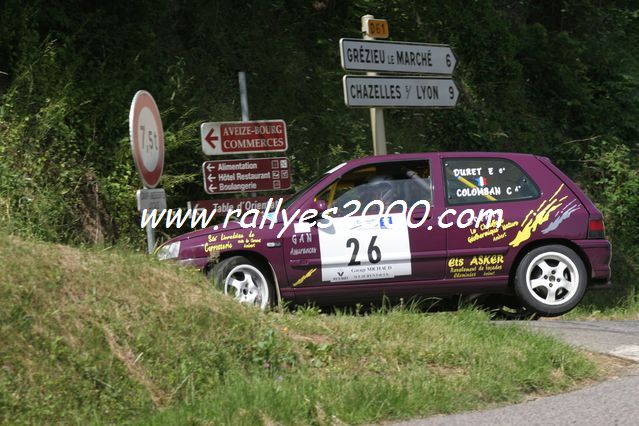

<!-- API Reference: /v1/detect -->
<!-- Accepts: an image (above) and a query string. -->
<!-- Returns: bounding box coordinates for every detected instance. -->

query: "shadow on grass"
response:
[287,294,540,321]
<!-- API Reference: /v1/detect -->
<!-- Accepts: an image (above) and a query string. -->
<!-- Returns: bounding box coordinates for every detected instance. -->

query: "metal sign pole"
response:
[238,71,258,198]
[129,90,165,256]
[370,106,387,155]
[239,71,250,121]
[146,219,155,254]
[362,15,387,156]
[136,189,166,254]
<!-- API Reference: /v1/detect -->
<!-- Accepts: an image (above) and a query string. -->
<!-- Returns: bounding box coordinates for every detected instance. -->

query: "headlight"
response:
[157,241,180,260]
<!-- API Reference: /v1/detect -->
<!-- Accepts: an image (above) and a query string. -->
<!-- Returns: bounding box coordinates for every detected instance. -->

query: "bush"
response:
[578,140,639,307]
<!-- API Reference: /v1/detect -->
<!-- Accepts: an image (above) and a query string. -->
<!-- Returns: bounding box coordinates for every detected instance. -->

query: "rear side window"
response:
[444,158,539,205]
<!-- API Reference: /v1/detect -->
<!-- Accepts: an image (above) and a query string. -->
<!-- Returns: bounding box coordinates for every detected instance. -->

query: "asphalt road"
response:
[391,320,639,426]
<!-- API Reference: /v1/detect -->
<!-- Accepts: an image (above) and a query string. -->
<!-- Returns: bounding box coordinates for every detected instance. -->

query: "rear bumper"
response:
[573,239,612,287]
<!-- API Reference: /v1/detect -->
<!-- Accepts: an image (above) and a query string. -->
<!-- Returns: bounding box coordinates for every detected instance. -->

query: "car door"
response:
[284,157,446,302]
[441,155,542,284]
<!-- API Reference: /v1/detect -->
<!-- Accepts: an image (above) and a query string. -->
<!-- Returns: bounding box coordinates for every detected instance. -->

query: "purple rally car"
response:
[157,152,611,317]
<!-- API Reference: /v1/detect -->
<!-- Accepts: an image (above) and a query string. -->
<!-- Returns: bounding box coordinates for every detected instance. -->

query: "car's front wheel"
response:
[514,245,587,317]
[210,256,274,310]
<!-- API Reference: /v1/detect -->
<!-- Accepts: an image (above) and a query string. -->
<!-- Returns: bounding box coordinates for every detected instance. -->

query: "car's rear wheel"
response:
[210,256,274,310]
[514,245,587,317]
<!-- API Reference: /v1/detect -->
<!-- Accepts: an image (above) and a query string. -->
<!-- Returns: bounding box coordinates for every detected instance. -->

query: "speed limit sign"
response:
[129,90,164,188]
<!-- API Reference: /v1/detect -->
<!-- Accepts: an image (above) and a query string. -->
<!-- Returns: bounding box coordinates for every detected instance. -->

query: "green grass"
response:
[0,235,599,425]
[146,310,598,425]
[562,250,639,320]
[565,293,639,320]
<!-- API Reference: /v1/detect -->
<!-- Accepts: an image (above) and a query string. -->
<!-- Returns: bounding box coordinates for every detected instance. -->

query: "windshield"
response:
[281,162,347,209]
[282,173,328,209]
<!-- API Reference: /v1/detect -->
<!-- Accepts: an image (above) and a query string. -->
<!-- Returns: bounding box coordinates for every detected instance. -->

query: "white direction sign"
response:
[340,38,456,75]
[343,76,459,108]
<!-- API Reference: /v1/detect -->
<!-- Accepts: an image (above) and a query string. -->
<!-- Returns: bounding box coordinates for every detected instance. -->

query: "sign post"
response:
[361,15,387,156]
[200,74,292,200]
[238,71,258,198]
[129,90,165,254]
[239,71,250,122]
[341,16,459,155]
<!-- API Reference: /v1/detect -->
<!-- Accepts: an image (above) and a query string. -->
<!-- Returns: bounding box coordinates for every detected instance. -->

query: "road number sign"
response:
[340,39,456,75]
[129,90,164,188]
[201,119,288,156]
[343,75,459,108]
[202,157,292,194]
[366,19,389,39]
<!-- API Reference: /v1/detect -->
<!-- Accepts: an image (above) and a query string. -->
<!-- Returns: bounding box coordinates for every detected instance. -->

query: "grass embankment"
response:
[567,298,639,320]
[0,236,599,424]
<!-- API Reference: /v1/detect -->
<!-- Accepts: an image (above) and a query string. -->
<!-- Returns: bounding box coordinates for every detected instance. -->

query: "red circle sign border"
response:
[129,90,165,188]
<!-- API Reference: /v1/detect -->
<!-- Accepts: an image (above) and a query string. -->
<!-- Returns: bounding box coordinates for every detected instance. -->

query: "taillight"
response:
[588,219,605,239]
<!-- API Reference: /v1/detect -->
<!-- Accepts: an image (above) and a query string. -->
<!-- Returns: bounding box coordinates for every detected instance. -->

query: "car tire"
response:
[210,256,274,310]
[514,245,587,317]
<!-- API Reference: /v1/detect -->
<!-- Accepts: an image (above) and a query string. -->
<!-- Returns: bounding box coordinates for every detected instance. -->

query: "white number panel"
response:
[318,213,412,283]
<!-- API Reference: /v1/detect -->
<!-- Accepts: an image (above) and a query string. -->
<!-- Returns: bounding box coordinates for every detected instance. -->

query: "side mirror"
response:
[311,199,327,213]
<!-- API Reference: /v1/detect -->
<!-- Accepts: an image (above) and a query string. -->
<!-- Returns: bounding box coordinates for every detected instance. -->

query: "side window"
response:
[315,160,431,215]
[444,158,539,205]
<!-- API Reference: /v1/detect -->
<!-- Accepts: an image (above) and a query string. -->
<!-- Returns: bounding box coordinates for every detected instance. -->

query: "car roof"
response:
[342,152,539,169]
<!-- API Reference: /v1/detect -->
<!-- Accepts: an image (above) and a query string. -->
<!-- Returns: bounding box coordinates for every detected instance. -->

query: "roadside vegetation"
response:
[568,291,639,320]
[0,235,598,424]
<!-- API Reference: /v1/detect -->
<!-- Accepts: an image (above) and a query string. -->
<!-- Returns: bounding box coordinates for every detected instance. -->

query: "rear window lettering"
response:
[444,158,539,205]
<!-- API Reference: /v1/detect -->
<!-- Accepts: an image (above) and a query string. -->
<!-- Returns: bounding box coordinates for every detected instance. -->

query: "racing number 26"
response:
[346,236,381,266]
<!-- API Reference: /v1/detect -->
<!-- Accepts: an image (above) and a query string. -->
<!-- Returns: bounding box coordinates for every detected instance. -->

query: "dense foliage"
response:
[1,0,638,306]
